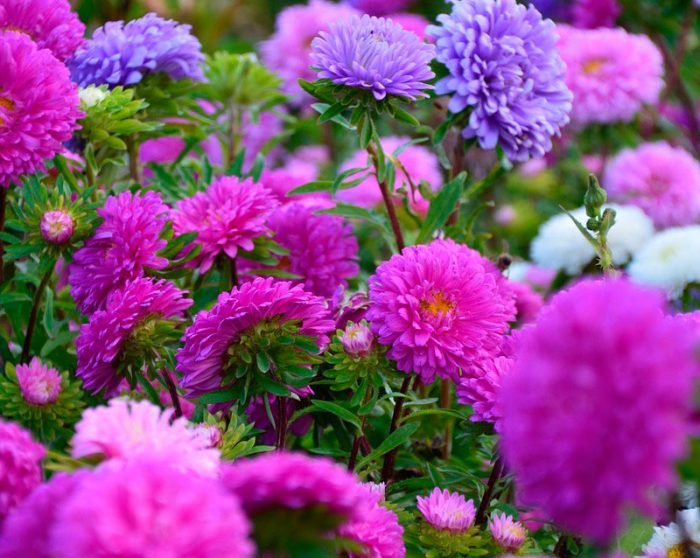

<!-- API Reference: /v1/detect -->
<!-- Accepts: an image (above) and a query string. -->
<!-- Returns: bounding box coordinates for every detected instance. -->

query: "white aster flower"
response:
[78,85,107,108]
[640,508,700,558]
[628,226,700,299]
[531,205,654,275]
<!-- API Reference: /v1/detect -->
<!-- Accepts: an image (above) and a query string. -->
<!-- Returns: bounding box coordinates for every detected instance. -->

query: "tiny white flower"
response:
[78,85,107,108]
[640,508,700,558]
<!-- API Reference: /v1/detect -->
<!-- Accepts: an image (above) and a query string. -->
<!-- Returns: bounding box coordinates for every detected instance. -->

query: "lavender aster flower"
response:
[311,15,435,102]
[68,13,204,88]
[427,0,572,161]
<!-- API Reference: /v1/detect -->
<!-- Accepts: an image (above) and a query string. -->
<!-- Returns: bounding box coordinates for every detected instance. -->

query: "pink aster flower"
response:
[264,202,359,298]
[0,419,45,522]
[49,458,254,558]
[389,13,430,40]
[39,209,74,245]
[75,277,192,396]
[15,357,61,406]
[571,0,621,29]
[139,134,223,174]
[177,277,333,398]
[260,160,329,206]
[457,354,514,425]
[500,279,697,543]
[0,31,82,188]
[557,25,664,125]
[417,487,476,532]
[339,321,374,357]
[367,239,516,384]
[261,0,358,103]
[604,142,700,228]
[337,136,443,213]
[69,191,170,315]
[489,512,527,552]
[511,281,544,323]
[172,176,279,273]
[70,398,219,477]
[0,0,84,61]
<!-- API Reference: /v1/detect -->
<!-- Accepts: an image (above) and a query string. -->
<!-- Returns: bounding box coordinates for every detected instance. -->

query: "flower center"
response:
[0,93,15,127]
[668,544,688,558]
[582,57,607,75]
[420,291,455,317]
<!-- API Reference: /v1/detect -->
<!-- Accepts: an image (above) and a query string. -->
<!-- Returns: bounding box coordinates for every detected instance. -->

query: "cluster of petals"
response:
[15,357,62,406]
[417,487,476,532]
[489,512,527,551]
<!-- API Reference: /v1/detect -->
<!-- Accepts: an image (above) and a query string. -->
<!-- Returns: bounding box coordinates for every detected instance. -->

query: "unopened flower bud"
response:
[584,174,607,218]
[339,321,373,357]
[488,512,526,552]
[78,85,107,108]
[40,210,74,245]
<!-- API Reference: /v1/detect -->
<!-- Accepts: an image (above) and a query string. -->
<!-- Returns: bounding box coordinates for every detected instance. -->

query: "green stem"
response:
[381,375,412,482]
[367,142,405,252]
[21,268,52,363]
[127,135,141,184]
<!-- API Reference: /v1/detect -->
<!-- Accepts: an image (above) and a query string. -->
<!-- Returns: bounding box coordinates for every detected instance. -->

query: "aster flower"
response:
[530,205,654,275]
[427,0,572,162]
[339,321,374,357]
[171,176,279,274]
[68,13,204,88]
[641,508,700,558]
[628,226,700,299]
[260,160,325,206]
[49,458,254,557]
[367,239,516,384]
[70,398,219,477]
[489,512,527,552]
[345,0,415,16]
[262,202,359,298]
[456,354,515,425]
[0,31,82,188]
[417,487,476,532]
[571,0,621,29]
[69,190,170,315]
[511,281,544,323]
[261,0,358,102]
[500,279,697,543]
[389,13,430,40]
[76,277,192,396]
[311,15,435,102]
[337,136,443,213]
[77,85,107,108]
[177,277,333,401]
[604,142,700,228]
[140,134,223,174]
[556,25,663,125]
[14,358,61,406]
[39,210,74,245]
[0,419,45,522]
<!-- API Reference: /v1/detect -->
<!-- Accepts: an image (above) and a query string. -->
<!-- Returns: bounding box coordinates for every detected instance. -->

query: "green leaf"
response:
[319,103,346,123]
[256,352,271,373]
[356,422,420,470]
[197,388,240,405]
[416,172,466,243]
[392,106,420,127]
[317,204,376,221]
[310,400,361,429]
[288,181,334,196]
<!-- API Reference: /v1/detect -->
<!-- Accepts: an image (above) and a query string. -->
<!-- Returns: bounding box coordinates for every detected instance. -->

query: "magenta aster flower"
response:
[172,176,279,274]
[260,0,358,103]
[76,277,192,396]
[367,239,516,384]
[417,487,476,532]
[571,0,621,29]
[557,25,663,125]
[311,15,435,102]
[337,136,443,213]
[604,142,700,228]
[489,512,527,551]
[260,161,325,206]
[339,321,374,357]
[511,281,544,323]
[49,458,254,558]
[500,279,697,543]
[70,398,219,477]
[177,277,333,399]
[39,209,74,245]
[456,353,514,425]
[345,0,415,16]
[0,419,45,522]
[15,357,61,406]
[0,0,84,61]
[69,191,170,315]
[0,31,81,189]
[264,202,359,298]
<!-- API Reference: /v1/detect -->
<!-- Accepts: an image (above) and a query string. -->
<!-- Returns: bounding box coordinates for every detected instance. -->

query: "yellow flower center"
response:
[668,544,687,558]
[0,94,14,127]
[420,291,454,317]
[583,57,607,74]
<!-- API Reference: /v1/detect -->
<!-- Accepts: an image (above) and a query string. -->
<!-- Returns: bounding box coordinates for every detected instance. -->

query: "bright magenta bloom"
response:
[417,487,476,532]
[500,279,697,543]
[489,512,527,551]
[15,357,61,406]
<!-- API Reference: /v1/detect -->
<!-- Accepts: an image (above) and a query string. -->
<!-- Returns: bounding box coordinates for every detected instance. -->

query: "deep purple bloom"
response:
[68,13,204,87]
[572,0,621,28]
[345,0,415,16]
[427,0,572,161]
[312,15,434,102]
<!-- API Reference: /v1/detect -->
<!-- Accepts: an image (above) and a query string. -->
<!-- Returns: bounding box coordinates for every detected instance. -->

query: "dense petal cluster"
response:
[0,419,45,522]
[456,353,515,424]
[172,176,279,273]
[76,277,192,395]
[427,0,572,161]
[177,277,333,398]
[69,191,170,315]
[417,488,476,532]
[489,512,527,551]
[500,279,697,543]
[70,399,219,476]
[265,202,359,298]
[0,31,82,188]
[557,25,663,124]
[68,13,204,87]
[260,0,358,102]
[39,210,74,245]
[49,459,254,557]
[311,15,435,102]
[345,0,415,16]
[15,357,61,406]
[367,239,516,384]
[604,142,700,228]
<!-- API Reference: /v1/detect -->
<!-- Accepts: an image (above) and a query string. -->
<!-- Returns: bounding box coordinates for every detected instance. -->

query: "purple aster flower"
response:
[171,176,279,274]
[345,0,415,16]
[367,239,516,384]
[0,419,45,522]
[571,0,621,28]
[177,277,333,399]
[311,15,435,102]
[15,357,62,406]
[528,0,569,20]
[0,0,85,61]
[76,277,192,396]
[427,0,572,162]
[0,31,82,189]
[40,210,74,245]
[68,13,204,88]
[417,487,476,532]
[69,191,170,315]
[500,279,698,543]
